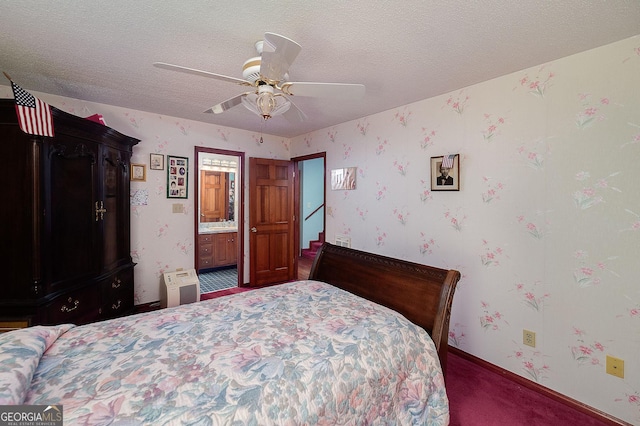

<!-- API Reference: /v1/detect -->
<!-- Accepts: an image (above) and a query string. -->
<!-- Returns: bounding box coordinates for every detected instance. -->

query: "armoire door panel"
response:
[47,138,100,289]
[102,146,131,271]
[2,125,38,299]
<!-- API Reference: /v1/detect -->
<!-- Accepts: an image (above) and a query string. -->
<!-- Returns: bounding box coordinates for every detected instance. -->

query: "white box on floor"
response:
[160,269,200,308]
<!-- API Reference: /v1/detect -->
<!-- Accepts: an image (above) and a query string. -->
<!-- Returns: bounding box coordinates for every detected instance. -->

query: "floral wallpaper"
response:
[2,34,638,423]
[291,35,639,424]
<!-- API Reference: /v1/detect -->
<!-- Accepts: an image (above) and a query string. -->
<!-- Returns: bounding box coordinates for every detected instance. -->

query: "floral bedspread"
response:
[1,280,449,425]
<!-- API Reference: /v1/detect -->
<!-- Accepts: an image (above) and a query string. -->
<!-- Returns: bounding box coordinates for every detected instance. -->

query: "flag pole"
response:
[2,72,12,81]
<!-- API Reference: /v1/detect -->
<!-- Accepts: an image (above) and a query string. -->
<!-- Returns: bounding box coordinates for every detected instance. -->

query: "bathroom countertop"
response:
[198,228,238,234]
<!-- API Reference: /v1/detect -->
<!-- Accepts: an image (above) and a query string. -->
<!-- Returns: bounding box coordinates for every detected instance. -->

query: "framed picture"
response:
[150,153,164,170]
[430,155,460,191]
[167,155,188,198]
[331,167,357,190]
[130,163,146,182]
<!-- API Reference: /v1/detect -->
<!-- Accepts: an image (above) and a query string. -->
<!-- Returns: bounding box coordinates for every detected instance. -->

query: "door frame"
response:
[194,147,245,286]
[292,152,326,262]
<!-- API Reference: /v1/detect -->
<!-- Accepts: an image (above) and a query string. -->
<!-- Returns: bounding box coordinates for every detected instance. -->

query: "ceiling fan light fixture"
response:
[241,86,290,120]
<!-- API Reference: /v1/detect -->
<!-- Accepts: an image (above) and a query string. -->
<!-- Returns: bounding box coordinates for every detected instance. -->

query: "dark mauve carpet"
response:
[446,351,612,425]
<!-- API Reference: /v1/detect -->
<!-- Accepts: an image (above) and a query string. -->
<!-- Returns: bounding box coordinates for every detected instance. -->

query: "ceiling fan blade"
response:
[203,93,249,114]
[280,82,366,99]
[260,33,302,82]
[153,62,252,86]
[281,98,307,123]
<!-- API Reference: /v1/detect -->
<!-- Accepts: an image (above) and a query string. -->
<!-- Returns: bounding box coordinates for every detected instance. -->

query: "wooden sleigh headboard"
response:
[309,243,460,372]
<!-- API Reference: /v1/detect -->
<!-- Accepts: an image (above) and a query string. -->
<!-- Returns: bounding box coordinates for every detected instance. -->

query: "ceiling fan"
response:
[153,32,365,123]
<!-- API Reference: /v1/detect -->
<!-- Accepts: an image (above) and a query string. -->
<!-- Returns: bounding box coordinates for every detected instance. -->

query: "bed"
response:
[0,243,460,425]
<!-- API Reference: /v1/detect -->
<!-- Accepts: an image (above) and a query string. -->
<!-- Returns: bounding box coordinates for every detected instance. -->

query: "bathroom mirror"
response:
[198,152,240,230]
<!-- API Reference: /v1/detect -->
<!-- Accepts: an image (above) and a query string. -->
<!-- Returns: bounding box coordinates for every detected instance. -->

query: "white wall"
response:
[290,35,640,424]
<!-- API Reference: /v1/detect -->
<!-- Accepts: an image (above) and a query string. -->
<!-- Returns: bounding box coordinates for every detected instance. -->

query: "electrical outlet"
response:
[606,355,624,379]
[523,329,536,348]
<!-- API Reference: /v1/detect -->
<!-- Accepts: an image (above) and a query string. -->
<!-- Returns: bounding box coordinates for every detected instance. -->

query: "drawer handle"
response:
[112,278,122,289]
[112,300,122,310]
[61,298,79,313]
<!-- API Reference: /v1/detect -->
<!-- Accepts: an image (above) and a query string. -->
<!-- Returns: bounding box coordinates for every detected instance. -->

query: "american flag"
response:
[10,81,54,137]
[441,154,456,168]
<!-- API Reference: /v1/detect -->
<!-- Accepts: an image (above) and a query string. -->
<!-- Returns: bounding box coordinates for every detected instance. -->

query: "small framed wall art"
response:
[430,154,459,191]
[150,153,164,170]
[167,155,188,198]
[331,167,357,190]
[130,163,146,182]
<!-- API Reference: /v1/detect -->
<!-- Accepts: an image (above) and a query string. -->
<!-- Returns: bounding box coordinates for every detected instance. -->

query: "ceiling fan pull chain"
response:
[259,121,264,144]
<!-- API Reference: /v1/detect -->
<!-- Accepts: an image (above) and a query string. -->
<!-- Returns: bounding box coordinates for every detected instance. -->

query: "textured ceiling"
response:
[1,1,639,138]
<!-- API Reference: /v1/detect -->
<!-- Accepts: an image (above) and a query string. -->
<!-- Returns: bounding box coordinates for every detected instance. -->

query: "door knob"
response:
[251,227,257,233]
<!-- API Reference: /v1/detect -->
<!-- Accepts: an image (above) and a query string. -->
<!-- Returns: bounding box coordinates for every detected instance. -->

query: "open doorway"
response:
[194,147,245,292]
[293,152,326,271]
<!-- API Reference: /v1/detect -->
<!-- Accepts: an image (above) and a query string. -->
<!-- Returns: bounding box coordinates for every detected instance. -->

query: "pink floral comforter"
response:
[0,280,449,425]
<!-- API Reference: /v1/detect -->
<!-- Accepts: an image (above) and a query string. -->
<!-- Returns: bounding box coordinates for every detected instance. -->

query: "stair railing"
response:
[304,203,325,222]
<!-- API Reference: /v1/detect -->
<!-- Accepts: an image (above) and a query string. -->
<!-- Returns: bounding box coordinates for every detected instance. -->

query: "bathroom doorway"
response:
[194,147,245,290]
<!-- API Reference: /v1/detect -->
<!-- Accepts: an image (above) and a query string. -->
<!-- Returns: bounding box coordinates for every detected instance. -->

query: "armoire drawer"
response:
[44,285,100,325]
[100,268,134,319]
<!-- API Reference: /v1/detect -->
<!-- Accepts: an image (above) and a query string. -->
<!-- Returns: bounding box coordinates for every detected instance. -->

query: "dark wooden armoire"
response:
[0,99,139,329]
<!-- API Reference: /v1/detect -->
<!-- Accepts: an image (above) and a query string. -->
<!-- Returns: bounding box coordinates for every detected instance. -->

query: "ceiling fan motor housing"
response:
[242,56,261,83]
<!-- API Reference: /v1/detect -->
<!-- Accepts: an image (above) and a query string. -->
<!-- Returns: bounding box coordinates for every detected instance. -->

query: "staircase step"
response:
[310,241,324,250]
[301,231,325,260]
[301,249,317,260]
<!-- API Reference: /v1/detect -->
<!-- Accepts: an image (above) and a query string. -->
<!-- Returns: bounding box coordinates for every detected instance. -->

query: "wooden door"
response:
[249,158,295,286]
[200,171,227,222]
